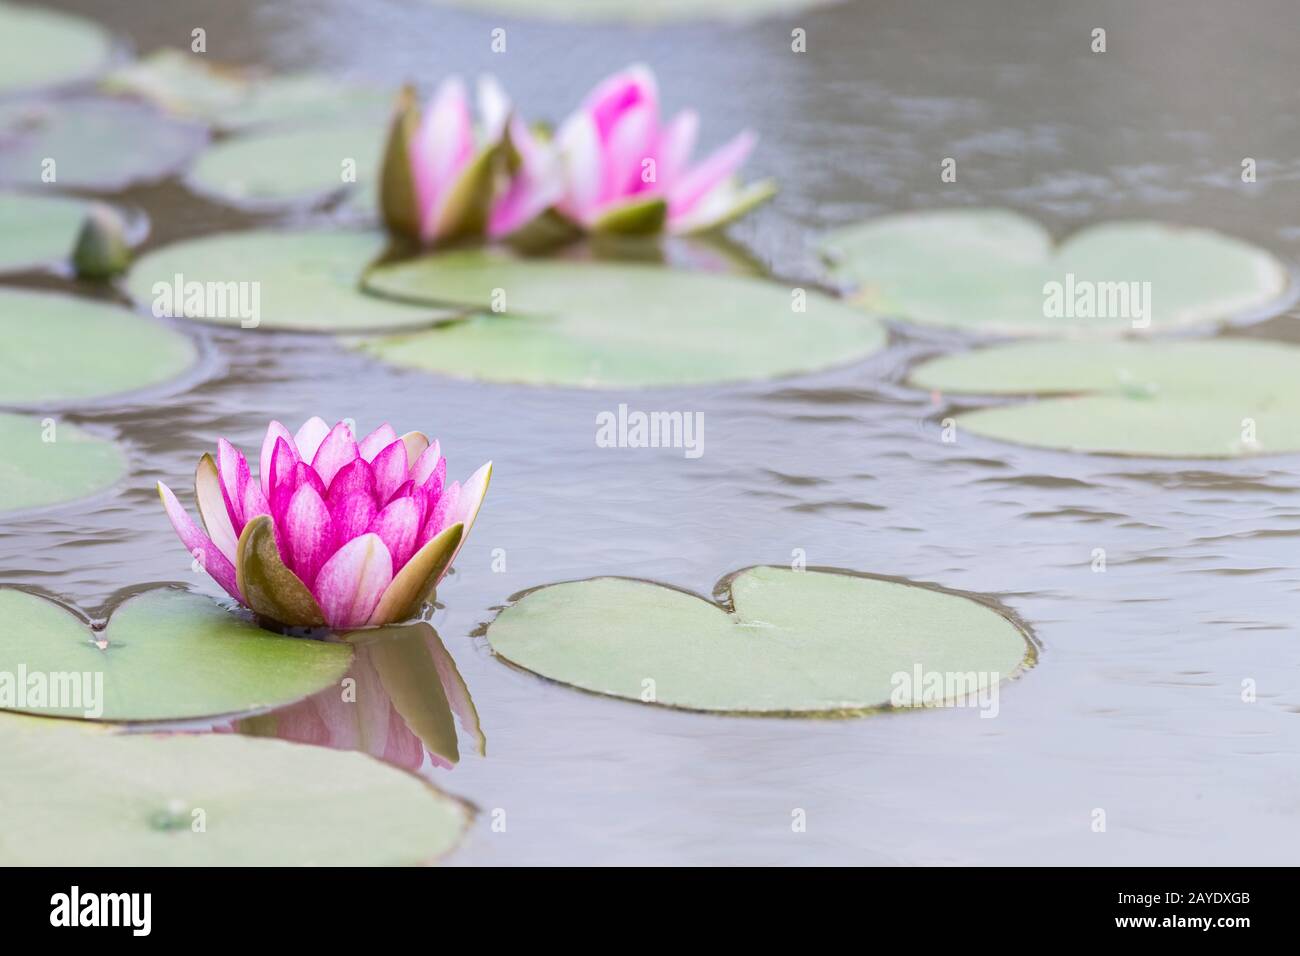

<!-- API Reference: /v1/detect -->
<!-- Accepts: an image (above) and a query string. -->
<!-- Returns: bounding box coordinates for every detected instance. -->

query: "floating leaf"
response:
[0,192,89,275]
[0,714,470,865]
[425,0,845,23]
[0,288,195,404]
[357,251,887,387]
[911,338,1300,458]
[487,566,1032,714]
[0,413,126,514]
[186,122,382,208]
[0,98,206,191]
[0,2,112,95]
[102,49,389,132]
[125,230,455,332]
[0,588,353,721]
[818,209,1289,336]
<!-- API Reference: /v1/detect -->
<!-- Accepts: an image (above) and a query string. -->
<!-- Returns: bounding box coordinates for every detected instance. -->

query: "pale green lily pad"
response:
[911,339,1300,458]
[125,230,454,332]
[426,0,845,23]
[0,413,126,513]
[186,122,382,208]
[0,288,196,403]
[0,715,470,865]
[357,252,887,387]
[0,98,207,191]
[0,588,353,721]
[818,209,1290,336]
[103,49,389,132]
[0,2,112,95]
[0,192,88,274]
[488,566,1032,714]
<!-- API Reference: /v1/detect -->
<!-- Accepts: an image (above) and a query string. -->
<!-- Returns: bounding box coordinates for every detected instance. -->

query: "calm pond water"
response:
[6,0,1300,864]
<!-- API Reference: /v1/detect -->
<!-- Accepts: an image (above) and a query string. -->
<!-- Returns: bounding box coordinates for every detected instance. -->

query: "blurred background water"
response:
[2,0,1298,864]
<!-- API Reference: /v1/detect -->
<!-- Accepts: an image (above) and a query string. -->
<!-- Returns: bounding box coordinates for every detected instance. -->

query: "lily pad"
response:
[911,338,1300,458]
[0,97,207,191]
[0,588,353,721]
[487,566,1032,714]
[426,0,845,23]
[0,2,112,95]
[0,192,88,274]
[186,122,382,208]
[818,209,1290,336]
[103,49,389,132]
[0,413,126,513]
[0,715,470,865]
[126,230,454,332]
[357,251,887,387]
[0,288,196,404]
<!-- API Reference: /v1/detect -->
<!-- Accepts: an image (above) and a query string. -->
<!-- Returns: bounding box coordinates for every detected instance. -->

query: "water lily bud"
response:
[71,204,131,279]
[379,85,422,241]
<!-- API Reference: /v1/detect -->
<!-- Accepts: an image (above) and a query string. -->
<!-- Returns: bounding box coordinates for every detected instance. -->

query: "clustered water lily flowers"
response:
[158,418,491,629]
[380,64,774,244]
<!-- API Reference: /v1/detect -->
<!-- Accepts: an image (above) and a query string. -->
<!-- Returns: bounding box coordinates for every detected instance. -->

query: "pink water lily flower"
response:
[555,64,775,236]
[380,76,557,244]
[158,418,491,630]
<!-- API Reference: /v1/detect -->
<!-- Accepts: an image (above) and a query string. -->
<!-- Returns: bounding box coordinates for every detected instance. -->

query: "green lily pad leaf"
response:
[487,566,1032,715]
[357,251,887,387]
[0,288,196,404]
[0,587,353,721]
[818,209,1290,336]
[425,0,845,24]
[911,338,1300,458]
[0,2,112,95]
[186,122,382,208]
[125,230,455,332]
[0,98,207,191]
[0,413,126,514]
[0,715,470,865]
[0,192,91,275]
[102,49,389,132]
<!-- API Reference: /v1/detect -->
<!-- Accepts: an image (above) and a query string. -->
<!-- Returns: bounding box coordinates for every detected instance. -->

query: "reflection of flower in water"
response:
[237,621,483,772]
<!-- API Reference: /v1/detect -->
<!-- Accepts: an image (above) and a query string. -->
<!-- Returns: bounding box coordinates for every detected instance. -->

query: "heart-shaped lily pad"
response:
[0,192,89,274]
[0,288,196,404]
[0,97,207,191]
[186,122,382,208]
[357,251,887,387]
[487,566,1032,714]
[911,338,1300,458]
[0,588,353,721]
[0,412,126,513]
[125,229,454,332]
[818,209,1290,336]
[103,49,389,132]
[426,0,844,23]
[0,2,112,95]
[0,715,470,865]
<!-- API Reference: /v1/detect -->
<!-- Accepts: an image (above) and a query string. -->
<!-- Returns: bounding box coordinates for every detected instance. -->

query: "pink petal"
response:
[668,129,755,219]
[556,112,603,225]
[419,479,460,548]
[603,102,657,202]
[325,457,375,508]
[358,423,398,462]
[268,437,299,499]
[311,533,394,628]
[410,440,442,486]
[583,64,658,141]
[258,420,297,497]
[421,456,447,504]
[413,76,474,239]
[284,483,335,588]
[271,461,325,529]
[311,421,360,488]
[158,481,242,602]
[242,480,271,527]
[370,440,409,505]
[330,489,379,549]
[216,438,250,532]
[656,110,699,188]
[294,417,331,463]
[368,497,421,572]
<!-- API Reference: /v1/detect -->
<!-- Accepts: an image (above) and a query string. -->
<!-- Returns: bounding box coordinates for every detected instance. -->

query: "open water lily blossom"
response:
[158,418,491,629]
[554,64,775,236]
